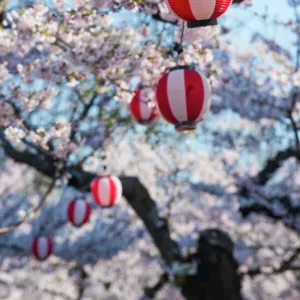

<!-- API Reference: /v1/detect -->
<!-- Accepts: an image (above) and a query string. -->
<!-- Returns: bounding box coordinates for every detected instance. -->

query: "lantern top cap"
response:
[72,197,86,201]
[168,65,196,72]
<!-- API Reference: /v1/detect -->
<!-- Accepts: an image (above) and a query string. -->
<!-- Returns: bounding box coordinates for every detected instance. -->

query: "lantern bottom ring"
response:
[187,19,218,28]
[175,121,196,132]
[35,257,48,262]
[98,204,115,209]
[138,119,151,125]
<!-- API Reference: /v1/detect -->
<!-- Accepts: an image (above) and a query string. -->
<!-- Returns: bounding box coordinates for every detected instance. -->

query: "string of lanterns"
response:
[31,1,234,261]
[129,1,233,132]
[32,176,123,261]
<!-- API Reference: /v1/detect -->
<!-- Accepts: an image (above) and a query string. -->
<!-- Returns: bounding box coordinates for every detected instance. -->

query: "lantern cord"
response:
[179,21,185,47]
[176,21,185,65]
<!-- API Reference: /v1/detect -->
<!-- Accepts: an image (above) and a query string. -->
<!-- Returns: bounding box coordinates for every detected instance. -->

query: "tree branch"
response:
[245,247,300,277]
[0,178,56,234]
[239,200,300,231]
[252,148,300,185]
[144,273,169,298]
[288,91,300,153]
[0,135,183,265]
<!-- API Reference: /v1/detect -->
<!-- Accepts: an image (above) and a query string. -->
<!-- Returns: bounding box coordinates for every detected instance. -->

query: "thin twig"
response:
[0,178,57,234]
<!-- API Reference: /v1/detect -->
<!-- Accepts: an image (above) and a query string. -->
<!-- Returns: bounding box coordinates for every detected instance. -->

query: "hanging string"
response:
[179,21,185,48]
[176,21,185,65]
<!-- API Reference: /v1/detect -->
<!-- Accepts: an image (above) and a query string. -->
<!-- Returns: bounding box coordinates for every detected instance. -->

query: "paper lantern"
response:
[156,66,211,132]
[90,176,122,208]
[32,236,54,261]
[165,0,232,28]
[130,90,159,125]
[67,198,91,227]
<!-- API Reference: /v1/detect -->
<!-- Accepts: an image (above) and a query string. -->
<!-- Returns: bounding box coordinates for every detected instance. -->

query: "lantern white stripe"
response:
[140,101,151,120]
[195,71,211,122]
[167,70,187,122]
[38,237,48,259]
[74,200,86,226]
[98,177,111,207]
[111,176,122,204]
[189,0,216,20]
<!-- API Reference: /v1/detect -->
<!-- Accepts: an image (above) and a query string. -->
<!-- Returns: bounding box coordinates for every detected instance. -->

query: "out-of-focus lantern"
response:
[130,89,159,125]
[32,236,54,261]
[90,176,122,208]
[165,0,232,28]
[156,66,211,132]
[67,198,92,227]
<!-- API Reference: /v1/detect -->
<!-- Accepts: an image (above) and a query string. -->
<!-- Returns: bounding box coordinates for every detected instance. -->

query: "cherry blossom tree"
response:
[0,0,299,299]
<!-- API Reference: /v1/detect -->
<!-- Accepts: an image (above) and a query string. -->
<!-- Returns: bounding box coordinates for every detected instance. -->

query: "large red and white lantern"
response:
[165,0,232,28]
[32,236,54,261]
[130,89,159,125]
[67,198,92,227]
[156,66,211,132]
[90,176,122,208]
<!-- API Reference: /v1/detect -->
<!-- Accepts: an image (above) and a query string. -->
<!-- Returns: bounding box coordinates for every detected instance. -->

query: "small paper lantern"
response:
[32,236,54,261]
[67,198,91,227]
[165,0,232,28]
[130,90,159,125]
[156,66,211,132]
[90,176,122,208]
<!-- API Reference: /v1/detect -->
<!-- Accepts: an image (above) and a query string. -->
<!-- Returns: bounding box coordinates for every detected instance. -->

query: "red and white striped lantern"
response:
[90,176,122,208]
[67,198,92,227]
[32,236,54,261]
[130,90,158,125]
[165,0,232,28]
[156,66,211,132]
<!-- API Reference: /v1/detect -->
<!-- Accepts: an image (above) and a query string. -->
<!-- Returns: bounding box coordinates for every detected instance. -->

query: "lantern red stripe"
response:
[130,91,142,121]
[184,70,205,121]
[32,238,39,258]
[67,200,76,224]
[196,70,211,122]
[47,238,53,257]
[156,73,178,124]
[149,108,157,121]
[167,0,196,21]
[211,0,232,19]
[91,178,102,206]
[82,202,91,224]
[109,176,117,206]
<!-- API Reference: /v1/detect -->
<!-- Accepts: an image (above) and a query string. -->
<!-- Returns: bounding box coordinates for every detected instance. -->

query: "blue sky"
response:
[224,0,296,55]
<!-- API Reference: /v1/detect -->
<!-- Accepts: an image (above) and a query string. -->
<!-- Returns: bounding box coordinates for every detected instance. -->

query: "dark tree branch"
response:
[252,148,300,185]
[240,200,300,232]
[0,177,56,234]
[288,91,300,153]
[70,92,99,140]
[0,135,183,265]
[76,266,89,300]
[245,247,300,277]
[144,273,169,298]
